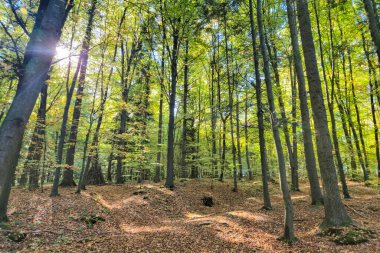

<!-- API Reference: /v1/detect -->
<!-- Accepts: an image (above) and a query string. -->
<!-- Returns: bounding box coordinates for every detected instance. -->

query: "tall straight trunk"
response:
[340,49,357,179]
[245,89,253,180]
[61,0,97,187]
[180,40,189,178]
[286,0,323,204]
[345,103,369,180]
[28,82,48,190]
[324,7,350,197]
[248,0,271,209]
[297,0,351,228]
[107,151,113,182]
[369,70,380,185]
[165,26,179,189]
[76,69,100,192]
[219,118,227,182]
[334,96,352,198]
[224,13,238,192]
[51,21,79,197]
[290,57,299,191]
[348,51,369,171]
[216,34,228,182]
[191,87,201,179]
[266,36,299,191]
[257,0,295,242]
[19,81,48,188]
[363,0,380,63]
[235,75,243,180]
[154,21,166,183]
[210,33,218,179]
[362,31,380,184]
[155,86,164,182]
[0,0,72,221]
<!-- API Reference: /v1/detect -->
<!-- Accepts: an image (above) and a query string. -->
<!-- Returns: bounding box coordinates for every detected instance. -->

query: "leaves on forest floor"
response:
[1,180,379,252]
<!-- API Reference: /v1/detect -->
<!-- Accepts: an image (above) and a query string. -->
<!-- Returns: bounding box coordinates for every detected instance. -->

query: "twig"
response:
[344,204,369,219]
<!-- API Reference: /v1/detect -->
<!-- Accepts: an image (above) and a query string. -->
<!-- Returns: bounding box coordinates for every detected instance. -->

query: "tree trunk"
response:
[165,26,179,189]
[363,0,380,63]
[249,0,271,209]
[296,0,352,228]
[51,23,79,197]
[210,33,218,179]
[180,40,189,179]
[0,0,72,221]
[224,13,238,192]
[324,7,350,197]
[348,50,369,177]
[235,73,243,181]
[266,35,299,192]
[290,57,299,191]
[257,0,295,242]
[286,0,323,205]
[28,81,48,190]
[245,89,253,180]
[61,0,97,187]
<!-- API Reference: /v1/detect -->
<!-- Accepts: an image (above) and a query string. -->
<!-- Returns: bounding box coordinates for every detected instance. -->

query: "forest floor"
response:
[0,179,379,252]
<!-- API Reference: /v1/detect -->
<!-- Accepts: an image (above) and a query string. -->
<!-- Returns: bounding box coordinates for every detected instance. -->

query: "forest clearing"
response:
[0,180,379,252]
[1,0,380,252]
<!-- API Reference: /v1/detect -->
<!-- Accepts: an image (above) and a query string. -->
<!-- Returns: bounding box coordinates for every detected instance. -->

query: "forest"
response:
[0,0,379,252]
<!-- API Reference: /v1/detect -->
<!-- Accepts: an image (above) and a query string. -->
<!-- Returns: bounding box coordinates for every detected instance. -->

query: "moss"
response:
[321,226,375,245]
[80,214,105,228]
[0,222,11,230]
[7,231,27,242]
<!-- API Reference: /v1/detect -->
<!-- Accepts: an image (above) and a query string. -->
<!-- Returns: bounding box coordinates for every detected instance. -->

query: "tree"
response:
[0,0,73,221]
[285,0,323,204]
[296,0,352,228]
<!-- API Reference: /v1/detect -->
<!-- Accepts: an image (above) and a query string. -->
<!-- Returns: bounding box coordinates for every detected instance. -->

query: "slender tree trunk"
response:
[165,27,179,189]
[249,0,271,209]
[107,151,113,182]
[286,0,323,204]
[297,0,351,228]
[219,118,227,182]
[0,0,72,221]
[347,50,369,172]
[324,7,350,197]
[362,31,380,185]
[363,0,380,63]
[245,89,252,180]
[28,81,48,190]
[257,0,295,242]
[180,40,189,179]
[19,80,48,188]
[235,74,243,180]
[51,23,79,197]
[290,57,299,191]
[224,13,238,192]
[61,0,97,187]
[338,50,357,177]
[266,36,299,191]
[210,33,218,179]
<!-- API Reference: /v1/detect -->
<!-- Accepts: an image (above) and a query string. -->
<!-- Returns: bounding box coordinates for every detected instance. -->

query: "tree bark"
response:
[363,0,380,63]
[0,0,72,221]
[286,0,323,204]
[249,0,271,209]
[296,0,352,228]
[61,0,97,187]
[257,0,295,242]
[165,25,179,189]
